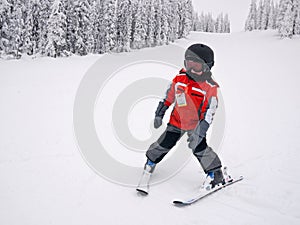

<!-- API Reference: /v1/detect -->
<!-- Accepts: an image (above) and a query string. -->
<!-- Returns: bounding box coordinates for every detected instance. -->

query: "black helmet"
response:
[185,44,215,69]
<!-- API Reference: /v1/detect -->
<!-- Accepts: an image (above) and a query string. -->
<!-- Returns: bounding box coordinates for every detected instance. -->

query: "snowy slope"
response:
[1,31,300,225]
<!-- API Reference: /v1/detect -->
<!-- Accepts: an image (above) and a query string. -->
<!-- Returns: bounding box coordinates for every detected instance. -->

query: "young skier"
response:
[139,43,226,193]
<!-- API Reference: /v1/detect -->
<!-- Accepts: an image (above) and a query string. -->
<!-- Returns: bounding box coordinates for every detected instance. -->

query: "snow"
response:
[1,30,300,225]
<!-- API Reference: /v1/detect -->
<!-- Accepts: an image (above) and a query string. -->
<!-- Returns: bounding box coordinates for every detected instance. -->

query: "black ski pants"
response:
[146,125,222,173]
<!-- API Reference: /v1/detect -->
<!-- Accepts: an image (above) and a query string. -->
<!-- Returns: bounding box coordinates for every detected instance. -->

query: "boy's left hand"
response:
[187,120,209,149]
[154,116,163,129]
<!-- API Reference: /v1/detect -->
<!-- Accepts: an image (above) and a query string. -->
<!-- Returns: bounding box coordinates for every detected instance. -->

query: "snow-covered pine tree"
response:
[7,0,24,58]
[116,0,132,52]
[153,0,163,44]
[31,0,42,55]
[168,0,180,41]
[176,0,184,38]
[65,0,76,54]
[278,0,294,38]
[277,0,286,31]
[257,0,264,29]
[92,0,106,54]
[144,0,155,47]
[274,1,280,28]
[39,0,51,56]
[198,12,206,32]
[215,13,223,33]
[45,0,68,57]
[268,0,277,29]
[0,0,10,56]
[192,12,199,31]
[294,0,300,34]
[220,13,226,33]
[245,0,258,31]
[73,0,93,55]
[131,0,146,49]
[224,14,231,33]
[181,0,193,37]
[202,13,208,32]
[199,13,205,32]
[206,13,215,32]
[161,0,170,44]
[140,0,150,45]
[85,1,94,54]
[88,0,97,53]
[23,0,42,56]
[102,0,117,52]
[261,0,271,29]
[193,12,205,32]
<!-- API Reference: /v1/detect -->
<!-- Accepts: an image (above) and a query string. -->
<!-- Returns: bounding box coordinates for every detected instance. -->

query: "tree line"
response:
[193,12,230,33]
[245,0,300,38]
[0,0,194,59]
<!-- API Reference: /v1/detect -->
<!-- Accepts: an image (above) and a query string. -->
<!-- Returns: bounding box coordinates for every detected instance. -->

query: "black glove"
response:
[187,120,210,149]
[154,101,169,129]
[154,117,163,129]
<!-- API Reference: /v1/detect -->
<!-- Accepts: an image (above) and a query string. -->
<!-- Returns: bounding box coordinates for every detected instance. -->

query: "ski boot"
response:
[144,159,156,173]
[201,167,225,191]
[136,159,156,195]
[223,166,233,183]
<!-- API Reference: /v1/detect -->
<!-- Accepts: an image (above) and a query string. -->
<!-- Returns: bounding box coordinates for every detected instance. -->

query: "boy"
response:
[138,44,225,194]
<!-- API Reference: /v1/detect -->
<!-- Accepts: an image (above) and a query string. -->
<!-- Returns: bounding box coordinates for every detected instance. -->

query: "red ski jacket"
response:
[163,69,219,131]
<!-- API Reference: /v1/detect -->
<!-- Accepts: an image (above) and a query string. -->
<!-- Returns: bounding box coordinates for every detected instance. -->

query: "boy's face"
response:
[185,56,205,75]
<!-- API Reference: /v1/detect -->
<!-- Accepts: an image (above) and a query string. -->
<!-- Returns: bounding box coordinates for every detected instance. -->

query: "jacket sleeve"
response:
[162,78,176,107]
[201,86,218,125]
[155,78,176,118]
[195,87,218,137]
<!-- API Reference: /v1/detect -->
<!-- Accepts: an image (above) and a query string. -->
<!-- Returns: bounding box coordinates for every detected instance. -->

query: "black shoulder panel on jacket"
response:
[207,78,220,88]
[179,68,186,74]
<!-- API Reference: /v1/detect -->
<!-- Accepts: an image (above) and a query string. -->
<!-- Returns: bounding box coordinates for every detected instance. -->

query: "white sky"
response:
[192,0,268,32]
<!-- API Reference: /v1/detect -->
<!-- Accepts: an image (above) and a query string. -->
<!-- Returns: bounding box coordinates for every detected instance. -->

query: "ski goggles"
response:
[185,57,206,72]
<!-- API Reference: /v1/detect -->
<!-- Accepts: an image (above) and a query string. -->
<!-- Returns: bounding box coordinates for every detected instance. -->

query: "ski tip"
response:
[173,200,189,207]
[173,200,184,204]
[136,188,148,196]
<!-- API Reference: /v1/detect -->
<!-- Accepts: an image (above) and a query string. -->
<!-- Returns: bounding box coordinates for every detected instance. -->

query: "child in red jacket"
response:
[139,44,225,192]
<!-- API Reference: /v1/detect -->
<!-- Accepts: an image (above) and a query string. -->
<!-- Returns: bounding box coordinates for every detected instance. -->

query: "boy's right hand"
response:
[154,101,169,129]
[154,117,163,129]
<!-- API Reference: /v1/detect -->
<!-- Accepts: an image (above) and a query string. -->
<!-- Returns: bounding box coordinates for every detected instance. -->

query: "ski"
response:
[173,175,244,206]
[136,170,152,195]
